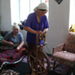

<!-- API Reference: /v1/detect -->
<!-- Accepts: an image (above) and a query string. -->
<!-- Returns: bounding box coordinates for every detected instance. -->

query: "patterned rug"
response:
[0,69,19,75]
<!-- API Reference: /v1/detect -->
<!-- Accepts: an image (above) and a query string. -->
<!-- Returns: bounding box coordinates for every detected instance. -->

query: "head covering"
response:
[12,23,20,30]
[34,3,47,11]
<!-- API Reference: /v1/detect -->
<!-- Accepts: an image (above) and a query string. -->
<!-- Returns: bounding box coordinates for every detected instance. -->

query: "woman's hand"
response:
[16,41,24,51]
[36,31,43,35]
[16,46,20,50]
[8,41,14,46]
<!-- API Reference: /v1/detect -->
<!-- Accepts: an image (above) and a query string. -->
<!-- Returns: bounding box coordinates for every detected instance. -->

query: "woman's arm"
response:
[2,40,14,46]
[23,26,43,34]
[43,28,49,33]
[24,26,38,34]
[17,41,24,50]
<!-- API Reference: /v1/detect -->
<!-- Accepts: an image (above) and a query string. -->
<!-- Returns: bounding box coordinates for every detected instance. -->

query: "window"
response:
[10,0,20,25]
[69,0,75,32]
[19,0,49,21]
[10,0,49,24]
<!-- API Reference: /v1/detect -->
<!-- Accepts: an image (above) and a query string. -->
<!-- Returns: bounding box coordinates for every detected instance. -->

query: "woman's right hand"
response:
[9,41,14,46]
[36,31,43,35]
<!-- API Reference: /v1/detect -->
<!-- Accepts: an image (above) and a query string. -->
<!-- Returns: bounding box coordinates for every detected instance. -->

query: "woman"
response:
[22,3,49,53]
[3,23,24,51]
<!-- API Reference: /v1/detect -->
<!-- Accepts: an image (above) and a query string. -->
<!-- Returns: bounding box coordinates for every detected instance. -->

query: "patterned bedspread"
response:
[0,48,25,64]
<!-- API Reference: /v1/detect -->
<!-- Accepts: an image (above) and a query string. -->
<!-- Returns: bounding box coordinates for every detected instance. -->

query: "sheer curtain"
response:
[69,0,75,32]
[69,0,75,27]
[19,0,49,21]
[10,0,49,24]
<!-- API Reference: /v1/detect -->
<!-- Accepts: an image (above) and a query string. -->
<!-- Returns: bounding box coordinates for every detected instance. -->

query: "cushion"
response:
[53,51,75,62]
[64,32,75,53]
[0,31,8,37]
[67,32,75,44]
[64,43,75,53]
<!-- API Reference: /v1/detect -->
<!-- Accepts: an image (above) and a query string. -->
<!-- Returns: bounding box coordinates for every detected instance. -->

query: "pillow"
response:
[64,43,75,53]
[0,31,8,37]
[67,32,75,44]
[64,32,75,53]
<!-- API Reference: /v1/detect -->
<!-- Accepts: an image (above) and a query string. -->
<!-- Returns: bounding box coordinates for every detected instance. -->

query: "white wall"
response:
[0,0,11,31]
[0,0,1,16]
[0,0,70,54]
[0,0,1,29]
[0,0,1,15]
[45,0,70,53]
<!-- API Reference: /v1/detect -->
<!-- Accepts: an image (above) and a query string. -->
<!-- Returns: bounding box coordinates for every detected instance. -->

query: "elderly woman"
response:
[3,23,24,51]
[22,3,49,54]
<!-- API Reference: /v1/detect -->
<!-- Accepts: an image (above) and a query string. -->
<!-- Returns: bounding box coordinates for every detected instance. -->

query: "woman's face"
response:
[37,9,47,16]
[13,28,19,35]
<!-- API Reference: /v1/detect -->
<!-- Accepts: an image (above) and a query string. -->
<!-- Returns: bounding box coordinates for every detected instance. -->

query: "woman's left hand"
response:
[16,47,20,51]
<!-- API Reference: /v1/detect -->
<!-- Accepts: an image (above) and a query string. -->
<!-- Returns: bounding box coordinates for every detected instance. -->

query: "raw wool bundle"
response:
[0,69,19,75]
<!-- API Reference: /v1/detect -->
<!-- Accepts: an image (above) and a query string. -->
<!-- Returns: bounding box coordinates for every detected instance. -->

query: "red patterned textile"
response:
[0,48,25,64]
